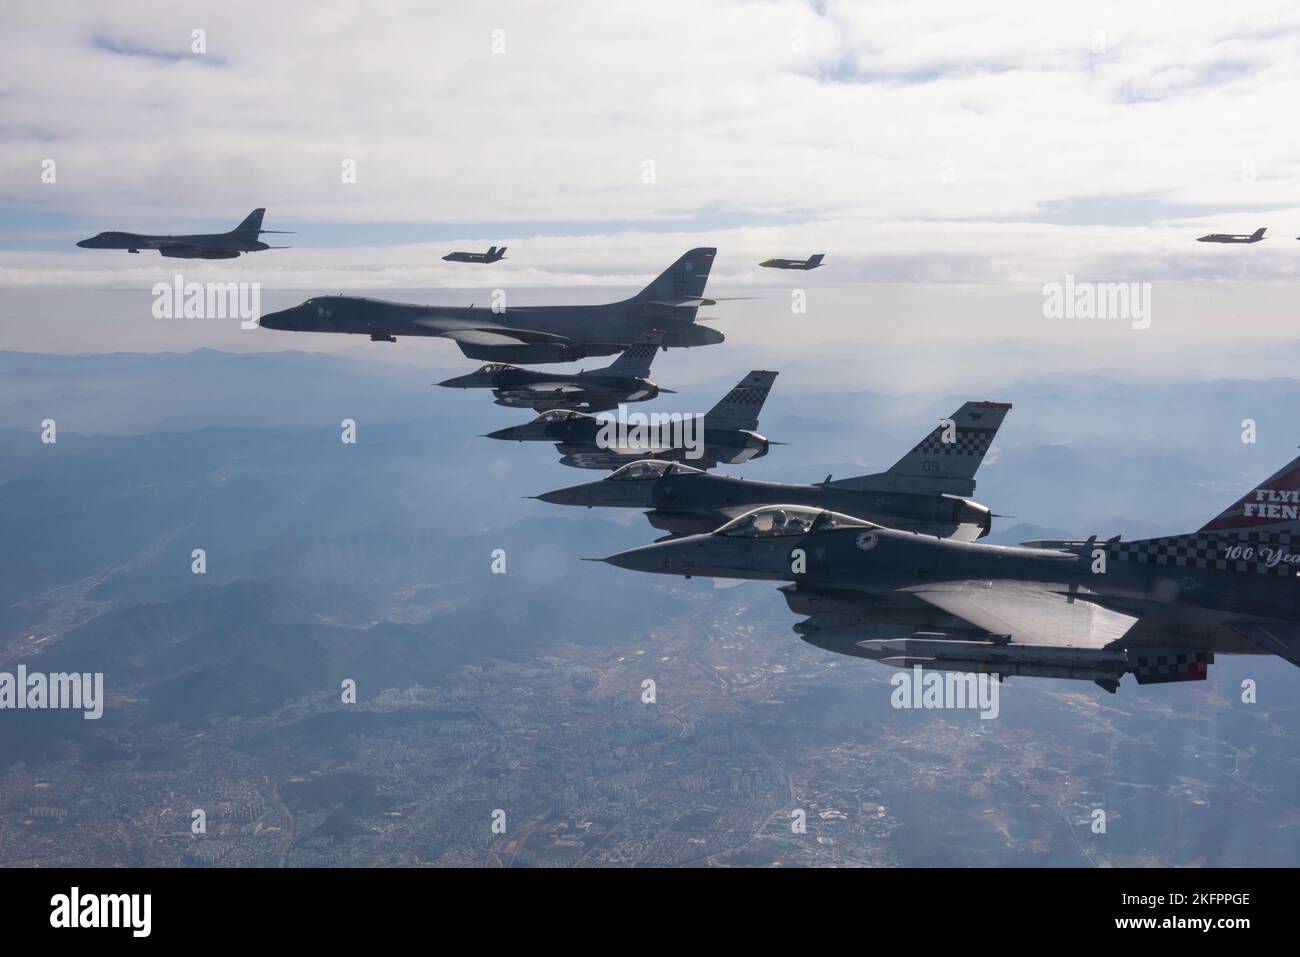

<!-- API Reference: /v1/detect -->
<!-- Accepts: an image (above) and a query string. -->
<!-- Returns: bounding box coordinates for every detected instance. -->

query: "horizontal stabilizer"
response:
[648,297,717,308]
[1230,621,1300,668]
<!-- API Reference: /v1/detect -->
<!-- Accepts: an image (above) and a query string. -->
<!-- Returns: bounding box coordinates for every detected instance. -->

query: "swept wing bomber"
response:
[260,248,729,364]
[77,208,291,259]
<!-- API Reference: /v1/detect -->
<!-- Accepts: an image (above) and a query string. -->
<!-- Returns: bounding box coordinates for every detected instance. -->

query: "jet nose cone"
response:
[484,427,517,440]
[601,543,669,573]
[534,487,581,506]
[76,238,91,248]
[438,374,475,389]
[258,309,290,330]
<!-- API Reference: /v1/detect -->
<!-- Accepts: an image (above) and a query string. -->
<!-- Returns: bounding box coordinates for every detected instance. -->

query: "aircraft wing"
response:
[903,522,986,542]
[1228,621,1300,668]
[152,241,206,254]
[436,326,574,347]
[903,580,1139,648]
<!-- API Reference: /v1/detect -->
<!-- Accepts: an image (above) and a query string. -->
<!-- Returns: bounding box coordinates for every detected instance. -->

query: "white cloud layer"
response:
[4,0,1300,289]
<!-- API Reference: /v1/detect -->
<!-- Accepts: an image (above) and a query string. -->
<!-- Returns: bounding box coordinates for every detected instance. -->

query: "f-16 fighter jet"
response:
[535,401,1010,539]
[439,333,669,413]
[600,452,1300,693]
[259,248,730,364]
[759,253,824,270]
[443,246,507,263]
[1196,227,1266,243]
[76,208,291,259]
[487,371,778,470]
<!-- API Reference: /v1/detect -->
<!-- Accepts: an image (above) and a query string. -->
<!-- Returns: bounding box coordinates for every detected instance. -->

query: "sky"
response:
[2,0,1300,346]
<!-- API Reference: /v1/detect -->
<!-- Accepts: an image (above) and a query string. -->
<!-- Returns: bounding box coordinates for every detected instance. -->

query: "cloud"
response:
[3,0,1300,290]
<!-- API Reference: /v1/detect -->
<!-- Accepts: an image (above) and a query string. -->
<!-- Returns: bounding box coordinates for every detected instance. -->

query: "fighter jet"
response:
[76,208,291,259]
[600,451,1300,693]
[1196,227,1266,243]
[759,254,824,270]
[259,248,730,363]
[535,401,1010,539]
[438,333,670,413]
[486,370,778,470]
[443,246,507,263]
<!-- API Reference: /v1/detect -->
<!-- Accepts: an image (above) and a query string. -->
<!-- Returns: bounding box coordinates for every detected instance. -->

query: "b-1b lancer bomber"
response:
[76,208,291,259]
[536,401,1010,538]
[259,248,730,364]
[439,333,669,413]
[600,452,1300,692]
[488,371,779,470]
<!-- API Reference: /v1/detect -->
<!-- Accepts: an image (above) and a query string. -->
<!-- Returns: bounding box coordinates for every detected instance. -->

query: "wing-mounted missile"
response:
[799,628,1133,688]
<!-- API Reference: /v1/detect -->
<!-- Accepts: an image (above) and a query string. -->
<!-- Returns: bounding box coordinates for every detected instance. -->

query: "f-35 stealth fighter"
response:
[536,401,1010,538]
[443,246,507,263]
[259,248,728,364]
[759,253,824,270]
[438,333,670,413]
[76,208,291,259]
[600,451,1300,693]
[1196,227,1266,243]
[487,370,778,470]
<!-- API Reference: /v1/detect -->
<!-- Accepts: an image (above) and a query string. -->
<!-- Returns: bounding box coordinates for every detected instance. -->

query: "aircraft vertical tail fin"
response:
[829,400,1011,496]
[1111,453,1300,580]
[605,332,663,377]
[493,246,507,261]
[881,401,1011,494]
[1251,227,1267,241]
[806,253,825,268]
[631,248,717,308]
[234,208,267,235]
[1197,453,1300,538]
[703,370,777,431]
